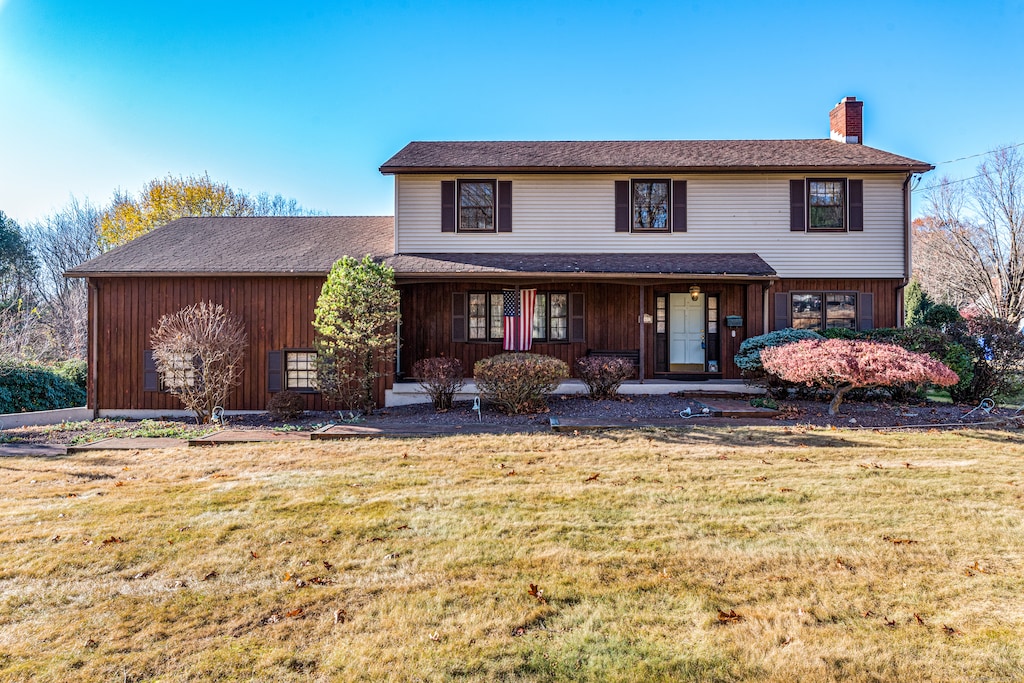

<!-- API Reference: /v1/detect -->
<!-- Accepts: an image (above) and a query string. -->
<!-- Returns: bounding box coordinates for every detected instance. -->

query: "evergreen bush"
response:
[0,362,86,413]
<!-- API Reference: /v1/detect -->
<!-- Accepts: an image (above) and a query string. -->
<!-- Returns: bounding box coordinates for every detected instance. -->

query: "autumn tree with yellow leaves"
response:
[98,173,313,248]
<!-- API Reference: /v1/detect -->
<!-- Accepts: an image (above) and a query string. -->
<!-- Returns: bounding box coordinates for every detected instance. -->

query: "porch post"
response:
[638,284,646,384]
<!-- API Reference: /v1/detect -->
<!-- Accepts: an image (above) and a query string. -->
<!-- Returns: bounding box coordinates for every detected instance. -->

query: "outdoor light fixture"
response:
[689,285,701,301]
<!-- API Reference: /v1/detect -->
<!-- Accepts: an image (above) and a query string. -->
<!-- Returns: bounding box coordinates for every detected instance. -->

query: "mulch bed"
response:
[4,394,1018,446]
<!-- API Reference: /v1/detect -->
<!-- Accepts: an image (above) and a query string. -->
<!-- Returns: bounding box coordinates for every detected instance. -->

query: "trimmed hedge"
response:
[0,362,86,413]
[474,353,568,414]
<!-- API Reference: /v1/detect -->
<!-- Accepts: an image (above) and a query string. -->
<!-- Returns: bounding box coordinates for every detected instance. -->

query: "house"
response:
[67,97,932,415]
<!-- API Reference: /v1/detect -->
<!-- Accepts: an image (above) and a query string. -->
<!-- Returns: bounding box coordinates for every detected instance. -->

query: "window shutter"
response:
[614,181,629,232]
[858,292,874,330]
[451,292,467,343]
[773,293,791,331]
[497,181,512,233]
[569,292,585,342]
[441,181,456,232]
[268,350,282,393]
[790,180,806,231]
[672,180,687,232]
[848,179,864,231]
[143,350,159,392]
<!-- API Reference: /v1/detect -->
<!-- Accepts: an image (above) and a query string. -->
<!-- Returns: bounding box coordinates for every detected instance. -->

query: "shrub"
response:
[862,327,974,400]
[53,359,88,391]
[313,256,400,413]
[947,315,1024,403]
[923,304,964,331]
[575,356,635,399]
[474,353,568,414]
[151,301,248,424]
[821,327,863,340]
[412,357,464,412]
[735,328,824,396]
[0,362,86,413]
[904,280,934,328]
[266,390,305,421]
[761,339,958,415]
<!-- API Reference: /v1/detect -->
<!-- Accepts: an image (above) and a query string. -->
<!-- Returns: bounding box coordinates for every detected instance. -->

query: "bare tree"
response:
[26,198,104,359]
[917,145,1024,325]
[150,301,248,423]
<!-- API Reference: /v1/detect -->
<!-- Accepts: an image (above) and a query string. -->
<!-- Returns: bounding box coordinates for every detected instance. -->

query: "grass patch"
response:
[0,428,1022,681]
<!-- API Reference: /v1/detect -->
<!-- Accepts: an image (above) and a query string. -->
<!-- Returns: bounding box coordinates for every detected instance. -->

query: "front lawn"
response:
[1,428,1022,681]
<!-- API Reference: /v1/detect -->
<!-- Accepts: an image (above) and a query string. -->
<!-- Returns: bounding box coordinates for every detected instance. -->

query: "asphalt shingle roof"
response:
[380,140,932,173]
[66,216,394,276]
[66,217,776,278]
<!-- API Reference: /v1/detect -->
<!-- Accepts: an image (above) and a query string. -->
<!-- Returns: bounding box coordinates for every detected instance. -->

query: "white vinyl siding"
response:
[394,173,907,279]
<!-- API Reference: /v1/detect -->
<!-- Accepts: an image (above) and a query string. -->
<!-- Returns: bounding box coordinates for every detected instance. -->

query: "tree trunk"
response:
[829,383,854,415]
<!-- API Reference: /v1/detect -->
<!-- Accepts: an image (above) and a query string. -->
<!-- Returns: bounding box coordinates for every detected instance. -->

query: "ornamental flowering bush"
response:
[575,356,635,399]
[760,339,959,415]
[474,353,568,414]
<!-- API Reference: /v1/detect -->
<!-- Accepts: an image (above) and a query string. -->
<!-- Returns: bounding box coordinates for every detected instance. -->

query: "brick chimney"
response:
[829,96,863,144]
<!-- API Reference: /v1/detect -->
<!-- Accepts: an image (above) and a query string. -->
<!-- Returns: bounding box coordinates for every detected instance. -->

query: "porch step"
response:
[386,379,762,407]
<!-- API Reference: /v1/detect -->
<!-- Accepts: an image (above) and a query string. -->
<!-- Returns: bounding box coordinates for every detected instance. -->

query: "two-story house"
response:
[68,97,932,415]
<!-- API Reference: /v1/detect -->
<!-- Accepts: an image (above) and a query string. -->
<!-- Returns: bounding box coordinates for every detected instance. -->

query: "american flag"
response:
[502,289,537,351]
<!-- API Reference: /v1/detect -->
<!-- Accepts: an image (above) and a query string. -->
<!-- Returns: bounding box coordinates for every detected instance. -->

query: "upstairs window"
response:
[808,179,846,230]
[631,180,671,231]
[458,180,496,232]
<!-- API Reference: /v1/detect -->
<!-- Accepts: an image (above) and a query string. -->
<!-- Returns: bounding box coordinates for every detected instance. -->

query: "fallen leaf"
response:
[395,525,410,530]
[334,609,347,624]
[178,526,192,532]
[942,624,961,635]
[202,571,218,581]
[883,617,896,627]
[528,583,547,603]
[286,608,303,618]
[760,459,773,465]
[779,487,795,492]
[114,481,125,487]
[370,537,385,543]
[835,557,855,572]
[102,536,124,545]
[429,632,441,642]
[51,535,61,543]
[754,476,768,482]
[718,609,743,624]
[250,550,259,559]
[323,560,333,571]
[882,535,918,545]
[585,473,600,482]
[84,638,99,649]
[862,610,874,618]
[915,613,925,625]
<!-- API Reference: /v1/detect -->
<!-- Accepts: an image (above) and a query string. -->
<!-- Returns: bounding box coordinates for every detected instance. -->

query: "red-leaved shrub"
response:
[412,357,464,412]
[575,356,635,399]
[474,353,568,414]
[760,339,959,415]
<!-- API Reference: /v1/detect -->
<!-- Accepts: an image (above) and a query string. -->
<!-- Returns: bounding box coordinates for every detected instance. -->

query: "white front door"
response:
[669,293,705,366]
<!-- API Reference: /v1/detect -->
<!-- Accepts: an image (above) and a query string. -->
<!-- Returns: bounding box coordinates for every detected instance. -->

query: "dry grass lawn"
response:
[0,427,1022,682]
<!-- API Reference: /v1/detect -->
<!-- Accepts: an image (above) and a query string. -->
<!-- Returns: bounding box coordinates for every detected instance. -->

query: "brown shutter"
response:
[848,179,864,231]
[672,180,687,232]
[451,292,467,342]
[569,292,585,342]
[143,350,159,392]
[497,180,512,232]
[441,181,456,232]
[790,179,806,231]
[773,293,791,331]
[268,350,282,393]
[614,181,629,232]
[858,292,874,330]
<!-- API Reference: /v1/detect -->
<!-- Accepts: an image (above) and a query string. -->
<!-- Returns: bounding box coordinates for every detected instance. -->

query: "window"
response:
[631,179,671,231]
[464,291,572,342]
[808,179,846,230]
[791,292,857,331]
[162,352,196,389]
[285,350,317,391]
[459,180,496,232]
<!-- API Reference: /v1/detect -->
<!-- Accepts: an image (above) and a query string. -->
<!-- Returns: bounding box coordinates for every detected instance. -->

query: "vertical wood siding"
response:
[394,173,908,279]
[768,279,902,331]
[90,276,395,411]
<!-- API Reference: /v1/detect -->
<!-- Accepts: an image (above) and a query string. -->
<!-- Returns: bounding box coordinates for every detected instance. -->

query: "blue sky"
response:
[1,0,1022,224]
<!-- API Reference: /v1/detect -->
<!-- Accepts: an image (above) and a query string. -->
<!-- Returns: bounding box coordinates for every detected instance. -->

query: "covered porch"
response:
[387,251,778,384]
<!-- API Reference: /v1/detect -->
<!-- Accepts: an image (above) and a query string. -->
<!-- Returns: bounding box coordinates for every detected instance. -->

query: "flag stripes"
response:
[503,289,537,351]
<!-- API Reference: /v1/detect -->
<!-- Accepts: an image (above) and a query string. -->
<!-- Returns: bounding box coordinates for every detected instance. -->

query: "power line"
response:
[911,173,984,194]
[932,141,1024,167]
